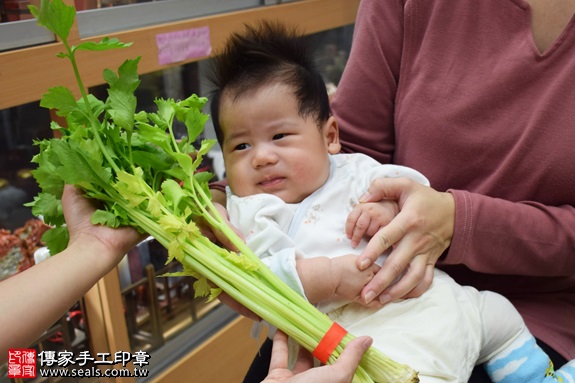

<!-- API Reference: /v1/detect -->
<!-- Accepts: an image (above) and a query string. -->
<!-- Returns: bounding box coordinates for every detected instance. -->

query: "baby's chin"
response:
[233,186,310,204]
[271,191,310,204]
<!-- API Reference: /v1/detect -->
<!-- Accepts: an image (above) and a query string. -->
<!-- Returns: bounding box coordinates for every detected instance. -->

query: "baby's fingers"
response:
[347,211,372,247]
[345,206,363,242]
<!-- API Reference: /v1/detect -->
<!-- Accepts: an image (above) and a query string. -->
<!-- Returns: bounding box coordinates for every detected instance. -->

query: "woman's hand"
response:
[356,178,455,304]
[262,331,372,383]
[198,188,244,249]
[62,185,144,266]
[197,200,245,250]
[217,292,261,322]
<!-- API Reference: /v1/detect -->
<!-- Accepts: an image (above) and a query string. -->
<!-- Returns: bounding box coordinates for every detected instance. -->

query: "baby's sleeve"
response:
[227,191,307,298]
[344,154,431,203]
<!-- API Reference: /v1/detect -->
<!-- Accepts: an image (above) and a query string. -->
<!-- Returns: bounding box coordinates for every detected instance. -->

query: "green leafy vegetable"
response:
[26,1,419,382]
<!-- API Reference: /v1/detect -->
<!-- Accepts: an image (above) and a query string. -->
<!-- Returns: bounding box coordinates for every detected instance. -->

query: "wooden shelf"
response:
[0,0,359,109]
[149,316,267,383]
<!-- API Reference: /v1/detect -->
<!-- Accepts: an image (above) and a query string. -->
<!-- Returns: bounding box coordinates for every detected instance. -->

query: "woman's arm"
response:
[331,0,403,164]
[0,186,143,363]
[446,190,575,276]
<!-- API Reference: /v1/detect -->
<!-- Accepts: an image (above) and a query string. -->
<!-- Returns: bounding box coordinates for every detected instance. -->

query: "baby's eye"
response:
[273,133,287,140]
[234,143,249,151]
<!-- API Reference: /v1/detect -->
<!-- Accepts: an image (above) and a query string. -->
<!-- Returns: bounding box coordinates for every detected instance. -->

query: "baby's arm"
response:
[296,255,379,304]
[227,193,380,306]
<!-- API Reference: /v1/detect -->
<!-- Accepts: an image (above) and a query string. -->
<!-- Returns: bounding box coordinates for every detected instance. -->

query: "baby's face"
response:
[219,83,340,203]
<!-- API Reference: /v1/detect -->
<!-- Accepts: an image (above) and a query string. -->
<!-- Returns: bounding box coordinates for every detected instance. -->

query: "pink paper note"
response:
[156,26,212,65]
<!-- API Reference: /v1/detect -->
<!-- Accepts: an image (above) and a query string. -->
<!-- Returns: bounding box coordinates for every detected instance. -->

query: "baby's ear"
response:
[324,116,341,154]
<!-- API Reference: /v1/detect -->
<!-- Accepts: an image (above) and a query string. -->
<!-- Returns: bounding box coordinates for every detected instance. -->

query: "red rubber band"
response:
[313,322,348,364]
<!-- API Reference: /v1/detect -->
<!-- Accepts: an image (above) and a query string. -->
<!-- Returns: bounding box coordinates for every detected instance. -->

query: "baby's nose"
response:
[252,145,278,168]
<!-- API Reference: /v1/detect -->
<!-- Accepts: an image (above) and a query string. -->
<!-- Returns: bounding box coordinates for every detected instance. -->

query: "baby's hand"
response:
[331,254,380,304]
[346,200,399,248]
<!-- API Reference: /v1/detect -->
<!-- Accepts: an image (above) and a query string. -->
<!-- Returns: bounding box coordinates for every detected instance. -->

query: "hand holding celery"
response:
[26,1,418,382]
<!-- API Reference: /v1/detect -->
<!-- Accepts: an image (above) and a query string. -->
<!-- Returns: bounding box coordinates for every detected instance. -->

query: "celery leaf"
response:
[41,225,70,256]
[25,193,64,227]
[73,37,133,53]
[29,0,75,41]
[30,142,64,196]
[91,209,121,228]
[40,86,79,117]
[184,107,210,143]
[104,57,141,93]
[193,278,211,298]
[51,140,112,187]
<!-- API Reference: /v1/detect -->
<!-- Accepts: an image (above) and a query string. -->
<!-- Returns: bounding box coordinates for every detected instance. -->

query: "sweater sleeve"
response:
[444,190,575,277]
[331,0,405,164]
[334,0,575,279]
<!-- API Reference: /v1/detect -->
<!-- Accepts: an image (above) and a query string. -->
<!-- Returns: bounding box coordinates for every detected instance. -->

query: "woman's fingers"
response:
[367,254,432,304]
[359,177,411,204]
[356,210,408,271]
[333,336,373,370]
[359,222,439,304]
[269,331,291,371]
[217,292,260,322]
[62,184,144,257]
[212,202,244,250]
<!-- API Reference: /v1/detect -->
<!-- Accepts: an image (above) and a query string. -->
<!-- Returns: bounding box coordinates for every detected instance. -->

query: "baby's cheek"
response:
[228,171,253,197]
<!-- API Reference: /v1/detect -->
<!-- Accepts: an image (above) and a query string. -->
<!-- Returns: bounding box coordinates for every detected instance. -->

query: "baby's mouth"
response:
[258,177,285,188]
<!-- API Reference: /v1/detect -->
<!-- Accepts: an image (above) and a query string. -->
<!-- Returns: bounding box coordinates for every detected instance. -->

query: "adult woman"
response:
[330,0,575,380]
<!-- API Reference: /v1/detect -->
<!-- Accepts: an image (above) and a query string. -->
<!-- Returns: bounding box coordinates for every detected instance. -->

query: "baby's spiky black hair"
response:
[208,20,331,146]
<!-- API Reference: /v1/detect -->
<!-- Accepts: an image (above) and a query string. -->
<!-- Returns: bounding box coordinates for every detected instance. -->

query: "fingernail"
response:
[364,291,375,304]
[359,259,371,270]
[362,337,373,350]
[379,294,391,305]
[359,192,371,203]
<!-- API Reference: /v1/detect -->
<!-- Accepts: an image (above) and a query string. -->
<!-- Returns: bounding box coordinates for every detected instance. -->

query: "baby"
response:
[208,21,575,383]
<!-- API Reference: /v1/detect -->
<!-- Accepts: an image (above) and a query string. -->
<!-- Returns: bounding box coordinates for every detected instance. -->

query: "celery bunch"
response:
[26,1,418,382]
